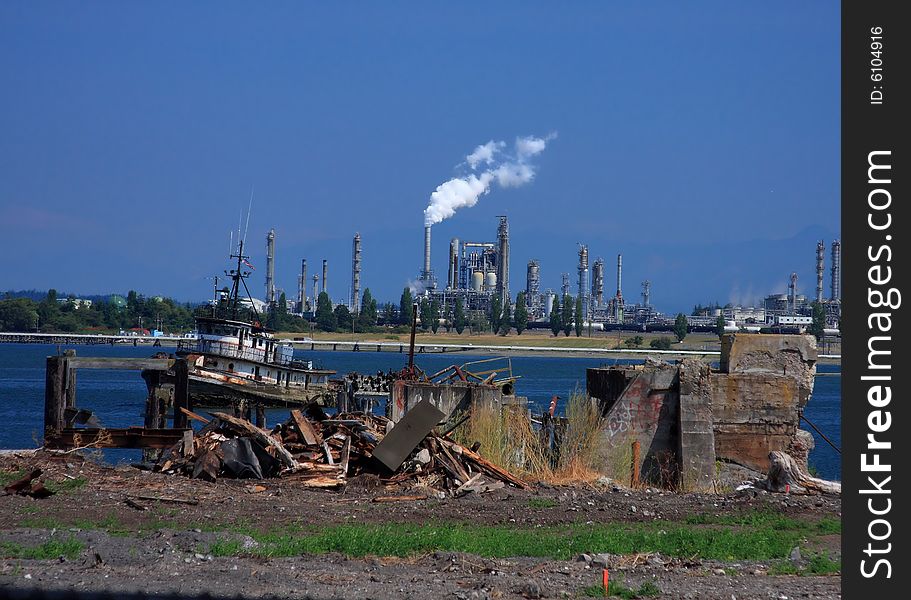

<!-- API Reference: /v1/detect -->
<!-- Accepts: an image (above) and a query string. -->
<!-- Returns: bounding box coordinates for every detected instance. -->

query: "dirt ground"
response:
[1,450,841,599]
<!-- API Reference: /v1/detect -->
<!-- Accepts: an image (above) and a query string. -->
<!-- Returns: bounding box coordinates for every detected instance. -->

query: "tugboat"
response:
[153,237,335,408]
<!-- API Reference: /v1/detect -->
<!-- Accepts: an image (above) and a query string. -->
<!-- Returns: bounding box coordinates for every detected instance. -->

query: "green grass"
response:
[528,498,559,509]
[21,514,131,536]
[0,537,84,560]
[208,521,809,561]
[0,469,28,486]
[684,511,841,535]
[768,552,841,576]
[582,577,661,598]
[45,477,87,494]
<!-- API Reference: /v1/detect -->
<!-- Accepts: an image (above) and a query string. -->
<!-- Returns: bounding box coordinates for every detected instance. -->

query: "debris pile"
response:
[155,405,526,496]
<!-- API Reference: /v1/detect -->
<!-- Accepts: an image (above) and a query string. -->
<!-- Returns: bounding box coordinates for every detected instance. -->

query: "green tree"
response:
[809,302,826,339]
[429,298,441,334]
[499,298,511,335]
[624,335,643,348]
[513,292,528,335]
[419,298,432,331]
[650,337,672,350]
[316,291,336,332]
[453,298,466,334]
[716,315,726,339]
[381,302,396,325]
[549,295,562,336]
[561,294,573,337]
[268,291,289,330]
[574,296,583,337]
[37,289,61,331]
[362,289,377,326]
[674,313,688,342]
[490,296,502,334]
[333,304,352,331]
[0,298,39,332]
[399,288,413,325]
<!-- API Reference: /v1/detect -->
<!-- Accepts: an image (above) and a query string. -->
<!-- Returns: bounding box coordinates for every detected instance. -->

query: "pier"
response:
[0,331,841,360]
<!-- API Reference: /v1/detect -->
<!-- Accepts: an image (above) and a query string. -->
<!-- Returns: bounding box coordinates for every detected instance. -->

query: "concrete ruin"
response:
[389,379,505,423]
[587,333,818,491]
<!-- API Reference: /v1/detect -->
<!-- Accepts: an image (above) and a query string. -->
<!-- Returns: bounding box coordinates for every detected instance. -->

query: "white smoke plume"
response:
[424,133,555,226]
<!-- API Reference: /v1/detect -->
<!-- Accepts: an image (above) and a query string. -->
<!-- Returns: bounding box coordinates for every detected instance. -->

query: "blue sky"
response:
[0,2,839,313]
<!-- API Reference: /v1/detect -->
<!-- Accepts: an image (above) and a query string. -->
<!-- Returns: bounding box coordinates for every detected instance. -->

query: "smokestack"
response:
[641,280,651,307]
[830,240,841,302]
[592,258,604,307]
[577,244,589,320]
[789,272,798,313]
[526,260,540,312]
[616,253,623,297]
[322,259,328,298]
[496,216,509,304]
[265,229,276,304]
[448,238,459,289]
[423,225,432,280]
[351,233,362,314]
[815,240,825,304]
[298,259,307,312]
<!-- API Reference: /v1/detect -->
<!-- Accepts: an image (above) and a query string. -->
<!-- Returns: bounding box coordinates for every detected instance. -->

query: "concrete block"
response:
[678,359,715,492]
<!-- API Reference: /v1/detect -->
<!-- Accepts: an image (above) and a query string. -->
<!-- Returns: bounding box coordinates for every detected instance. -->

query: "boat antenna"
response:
[229,230,234,257]
[242,185,254,246]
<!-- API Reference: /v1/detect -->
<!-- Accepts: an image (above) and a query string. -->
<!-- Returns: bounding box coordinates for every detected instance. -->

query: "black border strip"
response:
[842,1,908,596]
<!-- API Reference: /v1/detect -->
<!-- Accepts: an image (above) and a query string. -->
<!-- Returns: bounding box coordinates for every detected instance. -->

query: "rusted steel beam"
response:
[45,427,191,449]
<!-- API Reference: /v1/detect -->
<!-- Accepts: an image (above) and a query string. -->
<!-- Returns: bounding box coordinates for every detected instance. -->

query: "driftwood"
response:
[762,451,841,495]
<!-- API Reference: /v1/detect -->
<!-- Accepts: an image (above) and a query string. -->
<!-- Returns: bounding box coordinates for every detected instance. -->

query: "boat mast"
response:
[226,239,262,324]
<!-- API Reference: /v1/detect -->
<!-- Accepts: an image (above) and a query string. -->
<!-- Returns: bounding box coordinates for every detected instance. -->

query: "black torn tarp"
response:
[216,437,282,480]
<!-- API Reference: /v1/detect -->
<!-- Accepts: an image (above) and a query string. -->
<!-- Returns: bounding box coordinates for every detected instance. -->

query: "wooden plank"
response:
[179,406,210,424]
[439,438,527,489]
[438,442,471,483]
[371,496,426,503]
[128,494,199,505]
[290,409,321,445]
[66,357,174,370]
[339,436,351,478]
[209,412,298,469]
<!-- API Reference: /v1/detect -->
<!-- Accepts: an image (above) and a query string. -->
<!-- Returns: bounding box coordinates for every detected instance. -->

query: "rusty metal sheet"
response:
[372,400,445,471]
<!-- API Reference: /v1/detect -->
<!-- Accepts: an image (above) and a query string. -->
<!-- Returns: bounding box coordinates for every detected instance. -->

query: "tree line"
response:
[0,290,195,333]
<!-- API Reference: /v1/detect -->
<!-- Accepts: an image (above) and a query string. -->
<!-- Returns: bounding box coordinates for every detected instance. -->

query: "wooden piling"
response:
[172,359,189,429]
[143,370,161,429]
[64,367,76,409]
[44,355,67,439]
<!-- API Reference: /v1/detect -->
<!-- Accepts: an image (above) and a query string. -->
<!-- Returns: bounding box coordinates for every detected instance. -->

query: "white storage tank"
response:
[544,292,555,318]
[485,271,497,290]
[471,271,484,291]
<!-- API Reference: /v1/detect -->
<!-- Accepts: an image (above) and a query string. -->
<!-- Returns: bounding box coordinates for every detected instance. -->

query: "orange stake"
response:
[603,568,609,596]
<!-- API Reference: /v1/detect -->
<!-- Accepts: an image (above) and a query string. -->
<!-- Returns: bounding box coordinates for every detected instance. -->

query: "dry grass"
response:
[452,391,605,483]
[453,404,550,478]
